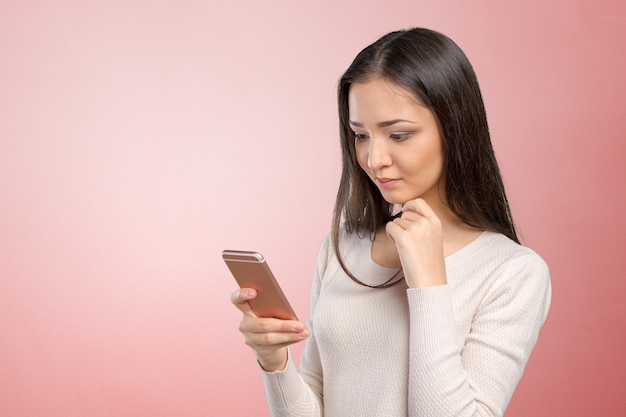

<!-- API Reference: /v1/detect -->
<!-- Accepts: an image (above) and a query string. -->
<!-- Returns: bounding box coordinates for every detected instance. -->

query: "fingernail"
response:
[246,289,255,298]
[291,323,303,332]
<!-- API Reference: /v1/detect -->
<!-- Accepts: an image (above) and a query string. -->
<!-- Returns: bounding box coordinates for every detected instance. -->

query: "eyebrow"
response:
[349,119,416,128]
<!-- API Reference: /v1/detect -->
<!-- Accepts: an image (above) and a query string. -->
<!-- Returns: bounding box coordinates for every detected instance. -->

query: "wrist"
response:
[404,264,447,288]
[257,348,288,372]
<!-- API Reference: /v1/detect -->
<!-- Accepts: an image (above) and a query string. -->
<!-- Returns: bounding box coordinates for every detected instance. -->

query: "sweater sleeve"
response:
[259,236,331,417]
[260,350,322,416]
[407,254,551,417]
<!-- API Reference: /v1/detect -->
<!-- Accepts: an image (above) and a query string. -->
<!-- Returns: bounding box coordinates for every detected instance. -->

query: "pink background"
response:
[1,1,625,416]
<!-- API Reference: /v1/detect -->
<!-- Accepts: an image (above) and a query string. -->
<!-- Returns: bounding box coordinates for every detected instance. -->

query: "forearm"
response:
[407,286,488,417]
[406,270,550,417]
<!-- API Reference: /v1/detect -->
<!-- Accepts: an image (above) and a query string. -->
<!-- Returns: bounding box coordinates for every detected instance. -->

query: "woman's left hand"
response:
[385,198,447,288]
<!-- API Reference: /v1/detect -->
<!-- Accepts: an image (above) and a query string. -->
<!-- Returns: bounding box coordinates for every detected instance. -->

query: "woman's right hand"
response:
[231,288,309,372]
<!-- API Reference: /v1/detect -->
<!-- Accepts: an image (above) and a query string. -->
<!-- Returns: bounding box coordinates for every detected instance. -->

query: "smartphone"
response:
[223,250,298,320]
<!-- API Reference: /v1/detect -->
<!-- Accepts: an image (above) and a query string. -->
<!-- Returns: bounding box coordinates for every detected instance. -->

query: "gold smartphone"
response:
[223,250,298,320]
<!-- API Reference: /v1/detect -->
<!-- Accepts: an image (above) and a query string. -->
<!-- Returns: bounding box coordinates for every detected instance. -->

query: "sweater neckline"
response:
[444,230,497,267]
[361,230,497,270]
[347,230,499,287]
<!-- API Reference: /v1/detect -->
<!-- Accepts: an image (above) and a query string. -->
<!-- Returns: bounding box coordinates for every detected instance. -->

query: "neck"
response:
[423,195,484,255]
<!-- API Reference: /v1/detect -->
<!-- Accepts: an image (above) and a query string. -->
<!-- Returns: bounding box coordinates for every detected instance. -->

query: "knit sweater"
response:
[261,230,551,417]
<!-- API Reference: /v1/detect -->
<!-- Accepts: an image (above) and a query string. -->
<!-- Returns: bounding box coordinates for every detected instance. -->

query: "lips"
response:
[376,177,399,189]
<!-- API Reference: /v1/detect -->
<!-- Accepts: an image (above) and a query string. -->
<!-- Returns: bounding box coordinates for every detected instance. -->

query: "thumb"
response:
[231,288,259,317]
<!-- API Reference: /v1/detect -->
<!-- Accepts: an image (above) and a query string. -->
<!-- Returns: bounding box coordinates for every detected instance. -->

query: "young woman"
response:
[231,28,551,417]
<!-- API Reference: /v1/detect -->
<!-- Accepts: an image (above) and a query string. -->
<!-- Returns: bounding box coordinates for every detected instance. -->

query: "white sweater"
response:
[261,230,551,417]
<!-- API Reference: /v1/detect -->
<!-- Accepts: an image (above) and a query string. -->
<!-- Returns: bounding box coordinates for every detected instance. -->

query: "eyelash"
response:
[353,132,413,142]
[390,133,413,141]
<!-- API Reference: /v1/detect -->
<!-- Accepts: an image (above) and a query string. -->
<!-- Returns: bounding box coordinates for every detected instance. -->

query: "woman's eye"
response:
[390,132,413,141]
[354,133,369,142]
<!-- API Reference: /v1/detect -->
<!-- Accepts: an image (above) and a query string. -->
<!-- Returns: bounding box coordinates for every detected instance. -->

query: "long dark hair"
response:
[332,28,518,288]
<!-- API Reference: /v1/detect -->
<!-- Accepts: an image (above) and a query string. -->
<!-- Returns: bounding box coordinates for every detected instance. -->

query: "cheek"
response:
[355,144,369,171]
[400,148,442,181]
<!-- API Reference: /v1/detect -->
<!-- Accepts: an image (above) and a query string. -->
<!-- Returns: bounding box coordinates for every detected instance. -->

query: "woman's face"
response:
[349,77,446,206]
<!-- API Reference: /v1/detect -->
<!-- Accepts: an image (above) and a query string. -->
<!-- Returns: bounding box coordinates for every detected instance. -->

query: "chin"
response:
[380,190,430,206]
[380,193,411,205]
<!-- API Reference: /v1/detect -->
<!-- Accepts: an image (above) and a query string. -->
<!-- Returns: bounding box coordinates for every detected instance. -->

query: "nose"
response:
[367,137,392,171]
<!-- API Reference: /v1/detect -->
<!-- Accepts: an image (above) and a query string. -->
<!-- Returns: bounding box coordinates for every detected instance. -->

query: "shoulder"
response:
[317,228,370,259]
[472,232,552,322]
[448,231,551,307]
[313,228,370,280]
[485,232,550,279]
[453,231,549,274]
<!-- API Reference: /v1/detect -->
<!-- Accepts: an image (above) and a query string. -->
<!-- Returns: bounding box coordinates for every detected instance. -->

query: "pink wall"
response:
[1,1,624,416]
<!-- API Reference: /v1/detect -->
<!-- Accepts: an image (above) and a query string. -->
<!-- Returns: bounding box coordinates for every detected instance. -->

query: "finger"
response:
[385,223,397,244]
[240,317,310,347]
[230,288,258,316]
[385,218,399,240]
[401,198,436,218]
[386,204,441,249]
[249,331,310,350]
[258,318,307,334]
[245,323,310,347]
[240,316,306,335]
[387,210,424,234]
